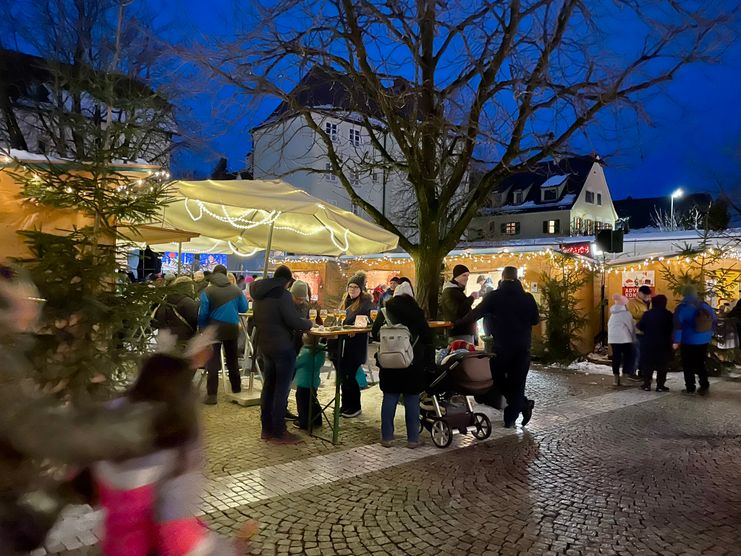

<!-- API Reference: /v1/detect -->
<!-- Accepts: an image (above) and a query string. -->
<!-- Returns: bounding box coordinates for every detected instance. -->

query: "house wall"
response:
[252,114,409,221]
[470,209,573,240]
[570,163,618,233]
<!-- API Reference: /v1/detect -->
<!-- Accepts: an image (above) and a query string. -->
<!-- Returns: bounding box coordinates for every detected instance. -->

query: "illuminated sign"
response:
[559,242,592,256]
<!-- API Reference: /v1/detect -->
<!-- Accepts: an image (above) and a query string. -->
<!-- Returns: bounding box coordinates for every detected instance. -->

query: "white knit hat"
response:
[394,281,414,298]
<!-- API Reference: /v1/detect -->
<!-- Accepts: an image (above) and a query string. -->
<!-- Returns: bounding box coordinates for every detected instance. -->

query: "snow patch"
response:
[540,174,569,188]
[567,359,613,376]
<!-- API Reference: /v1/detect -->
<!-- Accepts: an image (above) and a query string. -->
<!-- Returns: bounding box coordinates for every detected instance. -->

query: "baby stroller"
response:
[420,350,495,448]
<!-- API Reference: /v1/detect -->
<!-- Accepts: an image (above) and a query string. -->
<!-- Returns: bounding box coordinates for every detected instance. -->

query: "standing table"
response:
[307,325,372,445]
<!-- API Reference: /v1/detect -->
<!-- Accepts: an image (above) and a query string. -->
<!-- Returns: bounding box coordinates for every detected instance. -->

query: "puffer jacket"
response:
[153,288,199,342]
[672,296,717,345]
[608,304,636,344]
[198,273,248,340]
[637,299,674,367]
[372,294,433,395]
[250,277,312,355]
[440,281,475,336]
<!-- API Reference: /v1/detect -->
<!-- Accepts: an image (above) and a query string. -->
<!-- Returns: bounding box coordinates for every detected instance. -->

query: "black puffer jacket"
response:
[153,288,199,342]
[457,280,539,352]
[440,281,475,336]
[372,295,433,394]
[250,277,312,355]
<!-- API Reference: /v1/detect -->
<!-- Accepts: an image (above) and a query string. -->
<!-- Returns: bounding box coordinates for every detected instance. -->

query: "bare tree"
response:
[203,0,733,314]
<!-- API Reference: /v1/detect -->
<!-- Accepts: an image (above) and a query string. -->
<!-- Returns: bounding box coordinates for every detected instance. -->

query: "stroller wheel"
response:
[430,419,453,448]
[472,413,492,440]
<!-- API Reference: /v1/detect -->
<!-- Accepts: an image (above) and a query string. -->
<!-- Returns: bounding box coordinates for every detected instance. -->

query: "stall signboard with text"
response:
[560,242,592,256]
[622,270,655,298]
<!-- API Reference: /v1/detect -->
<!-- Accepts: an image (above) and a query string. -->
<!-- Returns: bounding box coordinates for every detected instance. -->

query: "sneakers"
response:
[641,385,651,392]
[203,394,218,405]
[656,386,670,392]
[521,400,535,427]
[407,439,424,449]
[612,375,620,387]
[268,432,303,445]
[341,409,362,418]
[380,439,393,448]
[697,386,709,396]
[623,374,642,382]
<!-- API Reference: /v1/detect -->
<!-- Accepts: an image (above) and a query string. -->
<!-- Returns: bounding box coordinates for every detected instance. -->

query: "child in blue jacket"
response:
[294,334,326,430]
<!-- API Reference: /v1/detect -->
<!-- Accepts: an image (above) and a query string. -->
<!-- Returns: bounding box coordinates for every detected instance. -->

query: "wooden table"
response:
[427,320,453,329]
[308,325,372,445]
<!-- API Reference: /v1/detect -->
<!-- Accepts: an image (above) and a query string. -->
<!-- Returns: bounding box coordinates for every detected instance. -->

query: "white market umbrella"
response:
[158,179,399,272]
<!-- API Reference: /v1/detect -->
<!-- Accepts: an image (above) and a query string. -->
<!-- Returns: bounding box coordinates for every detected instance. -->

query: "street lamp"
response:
[670,188,684,230]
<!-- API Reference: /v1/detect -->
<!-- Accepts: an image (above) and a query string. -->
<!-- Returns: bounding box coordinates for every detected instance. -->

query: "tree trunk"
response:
[414,246,445,319]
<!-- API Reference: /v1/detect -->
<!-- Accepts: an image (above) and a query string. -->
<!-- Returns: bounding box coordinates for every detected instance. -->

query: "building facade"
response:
[468,156,618,241]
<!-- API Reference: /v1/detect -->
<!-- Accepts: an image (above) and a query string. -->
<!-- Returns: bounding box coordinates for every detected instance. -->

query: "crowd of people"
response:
[608,284,719,393]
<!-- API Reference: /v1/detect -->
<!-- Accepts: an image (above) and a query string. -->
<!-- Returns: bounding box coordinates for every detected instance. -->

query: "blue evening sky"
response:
[156,0,740,201]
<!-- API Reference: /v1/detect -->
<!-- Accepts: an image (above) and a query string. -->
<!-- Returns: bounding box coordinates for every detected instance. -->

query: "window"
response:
[349,128,362,146]
[604,222,612,230]
[543,219,560,234]
[372,172,379,184]
[351,203,361,215]
[324,162,337,182]
[586,219,594,235]
[595,220,603,232]
[573,217,582,234]
[597,192,602,206]
[325,122,338,142]
[351,170,360,185]
[501,222,520,235]
[513,191,524,204]
[585,190,595,204]
[543,188,558,201]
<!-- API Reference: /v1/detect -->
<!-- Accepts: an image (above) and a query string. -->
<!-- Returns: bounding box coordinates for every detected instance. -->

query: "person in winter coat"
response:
[607,294,636,386]
[627,285,652,378]
[334,272,372,418]
[293,334,326,430]
[152,276,199,343]
[673,285,717,395]
[456,267,539,428]
[440,264,477,343]
[198,265,249,405]
[636,294,673,392]
[371,281,433,448]
[193,270,208,297]
[250,265,313,444]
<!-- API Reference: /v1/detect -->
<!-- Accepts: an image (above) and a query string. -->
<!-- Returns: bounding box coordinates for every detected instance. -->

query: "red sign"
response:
[560,242,591,256]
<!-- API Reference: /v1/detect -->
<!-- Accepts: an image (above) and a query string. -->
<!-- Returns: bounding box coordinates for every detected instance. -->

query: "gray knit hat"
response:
[290,280,309,299]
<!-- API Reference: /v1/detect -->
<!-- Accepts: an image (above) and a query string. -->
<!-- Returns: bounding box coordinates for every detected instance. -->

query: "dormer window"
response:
[513,191,524,204]
[542,187,558,201]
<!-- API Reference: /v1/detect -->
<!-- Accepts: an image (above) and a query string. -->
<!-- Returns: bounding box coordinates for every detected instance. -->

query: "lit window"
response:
[586,219,594,234]
[543,220,560,234]
[597,192,602,206]
[501,222,520,235]
[574,217,582,234]
[585,191,595,203]
[604,222,612,230]
[325,122,338,142]
[349,128,362,146]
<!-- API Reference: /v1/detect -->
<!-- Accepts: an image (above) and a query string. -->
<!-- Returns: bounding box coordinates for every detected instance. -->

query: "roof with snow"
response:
[612,193,712,230]
[479,155,598,215]
[254,66,419,130]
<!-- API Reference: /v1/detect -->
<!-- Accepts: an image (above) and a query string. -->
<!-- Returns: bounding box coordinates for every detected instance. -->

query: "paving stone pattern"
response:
[43,368,741,555]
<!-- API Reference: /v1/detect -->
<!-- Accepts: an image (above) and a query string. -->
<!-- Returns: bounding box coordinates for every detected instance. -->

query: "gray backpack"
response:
[377,308,417,369]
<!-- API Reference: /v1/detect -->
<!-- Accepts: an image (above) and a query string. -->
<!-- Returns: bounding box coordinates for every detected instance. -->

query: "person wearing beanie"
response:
[152,276,199,343]
[332,272,372,418]
[637,295,674,391]
[198,263,249,405]
[370,277,433,448]
[290,280,311,356]
[250,265,312,444]
[379,276,401,308]
[455,266,540,428]
[440,264,477,343]
[607,293,636,386]
[672,284,717,395]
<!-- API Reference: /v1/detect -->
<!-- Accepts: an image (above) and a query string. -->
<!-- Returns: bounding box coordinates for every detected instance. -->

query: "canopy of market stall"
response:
[156,179,399,257]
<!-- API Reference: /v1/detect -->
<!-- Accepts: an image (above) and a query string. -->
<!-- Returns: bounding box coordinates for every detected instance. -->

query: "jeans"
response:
[680,343,709,391]
[260,350,296,437]
[206,338,241,395]
[610,343,634,376]
[634,337,643,375]
[381,392,420,443]
[296,386,322,429]
[493,348,531,425]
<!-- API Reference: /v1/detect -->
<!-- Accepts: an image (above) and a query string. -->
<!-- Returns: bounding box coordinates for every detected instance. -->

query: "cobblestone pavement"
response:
[43,367,741,555]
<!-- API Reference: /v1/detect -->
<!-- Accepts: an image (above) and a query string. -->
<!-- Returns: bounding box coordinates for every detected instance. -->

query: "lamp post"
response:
[670,188,684,230]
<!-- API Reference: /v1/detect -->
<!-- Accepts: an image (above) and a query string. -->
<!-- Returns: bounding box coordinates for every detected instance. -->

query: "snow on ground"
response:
[567,360,614,376]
